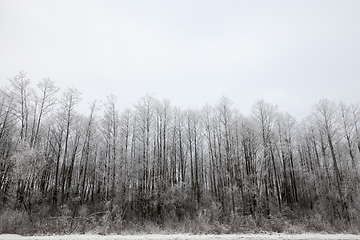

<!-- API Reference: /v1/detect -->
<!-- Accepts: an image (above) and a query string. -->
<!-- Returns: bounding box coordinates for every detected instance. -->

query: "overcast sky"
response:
[1,0,360,120]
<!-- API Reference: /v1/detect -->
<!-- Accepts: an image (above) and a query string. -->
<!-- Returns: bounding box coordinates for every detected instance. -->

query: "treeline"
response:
[0,71,360,234]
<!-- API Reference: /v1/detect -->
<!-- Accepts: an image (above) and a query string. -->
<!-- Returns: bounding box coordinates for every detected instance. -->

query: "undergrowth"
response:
[0,205,359,235]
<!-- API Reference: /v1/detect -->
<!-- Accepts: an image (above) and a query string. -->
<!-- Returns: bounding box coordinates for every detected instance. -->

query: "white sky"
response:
[1,0,360,120]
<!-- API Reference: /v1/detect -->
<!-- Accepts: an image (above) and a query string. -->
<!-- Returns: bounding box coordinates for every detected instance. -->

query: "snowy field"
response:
[1,234,359,240]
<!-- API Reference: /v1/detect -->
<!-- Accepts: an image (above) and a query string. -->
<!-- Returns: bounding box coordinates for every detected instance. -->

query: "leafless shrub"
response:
[0,210,31,234]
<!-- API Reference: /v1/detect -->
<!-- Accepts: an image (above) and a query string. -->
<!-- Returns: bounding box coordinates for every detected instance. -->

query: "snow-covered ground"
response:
[1,234,359,240]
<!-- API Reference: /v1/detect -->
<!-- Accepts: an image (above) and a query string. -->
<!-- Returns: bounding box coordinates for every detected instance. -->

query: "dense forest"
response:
[0,71,360,234]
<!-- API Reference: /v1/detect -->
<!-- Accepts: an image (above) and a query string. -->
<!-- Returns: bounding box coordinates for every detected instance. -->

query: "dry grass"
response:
[1,206,360,236]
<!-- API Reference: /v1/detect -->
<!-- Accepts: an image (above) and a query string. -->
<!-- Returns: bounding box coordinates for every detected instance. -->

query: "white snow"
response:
[0,234,359,240]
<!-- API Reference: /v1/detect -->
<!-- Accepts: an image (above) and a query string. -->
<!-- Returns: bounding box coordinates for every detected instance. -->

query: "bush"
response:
[0,210,32,234]
[304,213,332,233]
[229,214,257,233]
[1,200,359,235]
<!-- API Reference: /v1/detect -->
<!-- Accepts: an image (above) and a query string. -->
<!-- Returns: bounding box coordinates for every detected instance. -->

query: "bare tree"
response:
[252,99,281,215]
[30,78,59,147]
[7,71,32,142]
[57,87,82,205]
[312,99,347,218]
[102,95,119,213]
